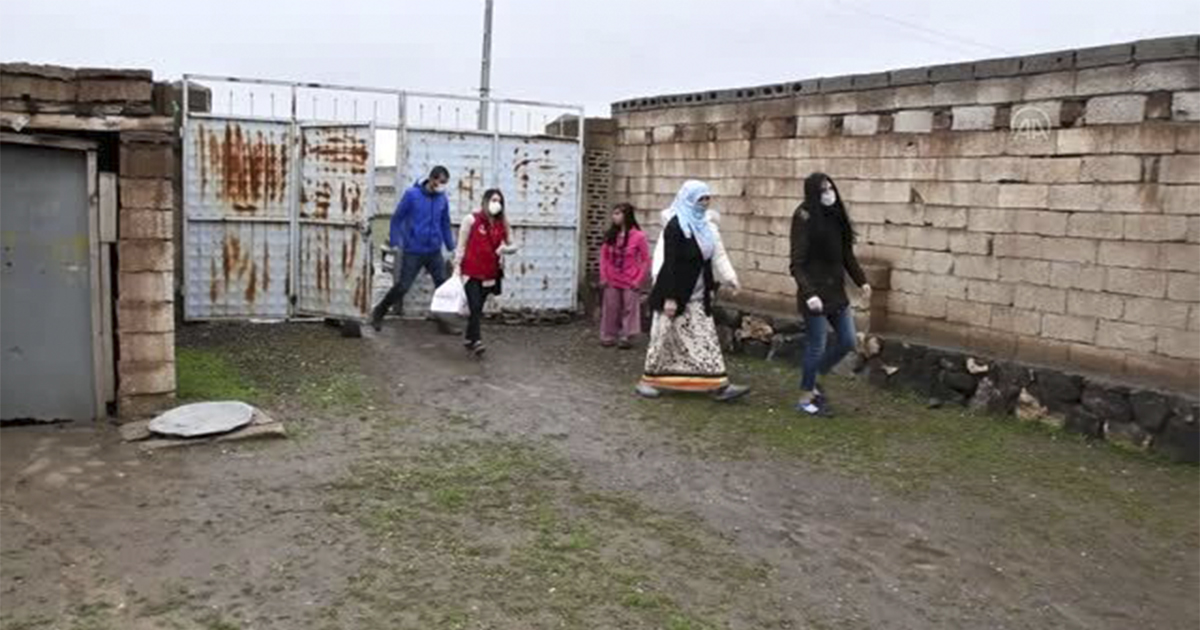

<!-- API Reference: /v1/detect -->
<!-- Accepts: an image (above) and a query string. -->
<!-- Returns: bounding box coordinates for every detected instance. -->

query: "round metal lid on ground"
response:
[148,401,256,438]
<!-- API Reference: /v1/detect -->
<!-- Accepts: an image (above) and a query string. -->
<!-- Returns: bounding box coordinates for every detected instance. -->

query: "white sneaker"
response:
[635,383,661,399]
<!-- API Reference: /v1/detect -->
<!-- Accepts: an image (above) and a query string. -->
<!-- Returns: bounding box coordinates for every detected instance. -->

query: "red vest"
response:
[461,212,508,280]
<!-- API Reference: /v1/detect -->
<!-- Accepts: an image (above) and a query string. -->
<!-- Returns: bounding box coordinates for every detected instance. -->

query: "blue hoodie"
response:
[389,179,455,255]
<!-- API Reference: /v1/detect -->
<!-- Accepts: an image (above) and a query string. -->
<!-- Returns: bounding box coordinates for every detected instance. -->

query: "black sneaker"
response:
[466,340,486,356]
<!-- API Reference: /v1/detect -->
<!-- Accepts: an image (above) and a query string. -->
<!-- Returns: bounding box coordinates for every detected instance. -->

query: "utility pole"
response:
[477,0,494,130]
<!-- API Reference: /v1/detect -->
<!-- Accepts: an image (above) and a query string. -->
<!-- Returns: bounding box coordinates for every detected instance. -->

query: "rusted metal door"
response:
[183,118,293,319]
[294,123,375,319]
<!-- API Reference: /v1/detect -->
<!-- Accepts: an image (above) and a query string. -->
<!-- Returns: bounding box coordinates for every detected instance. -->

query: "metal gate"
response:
[181,75,583,322]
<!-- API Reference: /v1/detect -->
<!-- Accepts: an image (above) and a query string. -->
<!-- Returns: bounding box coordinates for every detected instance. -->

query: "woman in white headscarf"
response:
[637,180,749,402]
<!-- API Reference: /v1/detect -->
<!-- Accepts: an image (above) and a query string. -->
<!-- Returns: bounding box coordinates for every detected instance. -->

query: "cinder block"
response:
[1084,95,1148,125]
[1134,35,1200,61]
[893,110,934,133]
[118,360,176,396]
[1133,60,1200,92]
[954,254,999,279]
[1109,123,1179,153]
[968,279,1015,305]
[949,232,992,254]
[1102,184,1161,214]
[967,207,1015,232]
[118,240,173,273]
[1075,65,1134,95]
[1020,51,1075,75]
[924,207,968,229]
[933,81,979,106]
[650,125,677,144]
[857,88,898,112]
[1015,210,1068,237]
[119,209,173,240]
[1042,313,1098,343]
[795,116,832,137]
[1040,238,1097,263]
[924,274,969,299]
[1048,184,1103,211]
[118,393,176,420]
[1075,44,1134,68]
[907,227,949,251]
[952,105,998,131]
[119,332,175,363]
[1160,155,1200,185]
[1056,127,1114,155]
[1000,258,1052,285]
[1024,72,1076,100]
[930,62,975,82]
[1107,267,1169,297]
[1067,290,1125,320]
[1173,91,1200,121]
[910,294,949,319]
[1157,327,1200,360]
[975,57,1022,78]
[1124,297,1191,329]
[117,299,174,333]
[976,78,1025,104]
[1081,155,1143,183]
[946,299,992,326]
[998,184,1050,209]
[120,178,173,210]
[1014,284,1067,313]
[912,250,955,274]
[993,233,1043,259]
[1099,240,1161,268]
[77,79,152,103]
[1096,320,1157,352]
[1010,101,1063,131]
[118,143,174,179]
[977,157,1029,182]
[1162,243,1200,273]
[1168,272,1200,301]
[894,84,935,108]
[1026,157,1081,184]
[990,305,1043,334]
[0,73,77,102]
[1050,262,1107,291]
[1124,215,1189,241]
[1067,213,1124,239]
[843,115,881,136]
[118,271,173,303]
[891,66,930,86]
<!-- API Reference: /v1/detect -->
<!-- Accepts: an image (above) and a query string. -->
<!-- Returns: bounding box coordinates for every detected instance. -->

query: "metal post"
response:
[476,0,494,130]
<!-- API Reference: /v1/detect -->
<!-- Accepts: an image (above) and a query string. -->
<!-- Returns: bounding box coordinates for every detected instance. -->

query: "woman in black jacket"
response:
[790,172,872,416]
[638,180,749,402]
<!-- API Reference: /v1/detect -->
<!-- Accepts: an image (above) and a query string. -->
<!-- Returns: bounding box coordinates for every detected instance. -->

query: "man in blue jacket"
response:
[371,165,456,331]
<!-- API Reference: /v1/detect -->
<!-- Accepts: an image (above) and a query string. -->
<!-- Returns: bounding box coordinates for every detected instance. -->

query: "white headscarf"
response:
[664,180,716,260]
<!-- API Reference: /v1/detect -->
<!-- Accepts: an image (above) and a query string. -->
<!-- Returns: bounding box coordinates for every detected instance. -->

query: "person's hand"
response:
[663,299,678,318]
[861,283,873,302]
[806,295,824,313]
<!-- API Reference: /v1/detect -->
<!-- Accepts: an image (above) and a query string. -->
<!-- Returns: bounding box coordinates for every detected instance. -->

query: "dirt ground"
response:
[1,320,1197,630]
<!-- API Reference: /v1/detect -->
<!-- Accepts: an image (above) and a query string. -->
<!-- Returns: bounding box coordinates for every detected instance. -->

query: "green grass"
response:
[639,356,1200,540]
[320,440,788,629]
[177,347,260,403]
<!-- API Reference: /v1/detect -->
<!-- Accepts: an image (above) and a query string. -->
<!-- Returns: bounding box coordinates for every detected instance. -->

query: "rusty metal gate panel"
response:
[183,118,293,318]
[496,135,580,228]
[294,124,375,319]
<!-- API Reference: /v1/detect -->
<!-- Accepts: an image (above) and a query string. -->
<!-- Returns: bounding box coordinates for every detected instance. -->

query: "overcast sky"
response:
[1,0,1197,117]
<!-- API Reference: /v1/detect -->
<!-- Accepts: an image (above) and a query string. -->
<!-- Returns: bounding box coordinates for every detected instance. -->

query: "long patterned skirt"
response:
[640,301,728,392]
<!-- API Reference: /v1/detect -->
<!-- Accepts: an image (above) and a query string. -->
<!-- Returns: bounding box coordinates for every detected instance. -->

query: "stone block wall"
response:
[611,35,1200,393]
[1,62,179,418]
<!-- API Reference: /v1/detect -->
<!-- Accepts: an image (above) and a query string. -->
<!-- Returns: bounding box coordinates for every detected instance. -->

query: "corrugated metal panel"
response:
[496,136,580,228]
[184,221,290,318]
[403,130,492,221]
[295,125,374,319]
[186,119,292,219]
[493,226,576,310]
[184,118,293,319]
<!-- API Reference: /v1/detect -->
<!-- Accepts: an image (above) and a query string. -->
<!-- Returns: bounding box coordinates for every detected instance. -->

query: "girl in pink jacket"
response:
[599,203,650,348]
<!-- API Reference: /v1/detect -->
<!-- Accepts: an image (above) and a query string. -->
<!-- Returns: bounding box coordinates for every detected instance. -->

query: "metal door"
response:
[0,143,97,420]
[183,118,293,319]
[295,124,375,319]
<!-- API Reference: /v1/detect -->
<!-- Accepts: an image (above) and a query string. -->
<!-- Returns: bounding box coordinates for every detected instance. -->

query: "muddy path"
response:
[1,320,1196,629]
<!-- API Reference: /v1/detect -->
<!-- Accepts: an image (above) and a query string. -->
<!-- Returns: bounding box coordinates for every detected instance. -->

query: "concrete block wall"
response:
[611,35,1200,392]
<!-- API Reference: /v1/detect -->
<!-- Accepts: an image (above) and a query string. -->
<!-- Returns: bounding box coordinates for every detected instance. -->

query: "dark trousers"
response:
[373,251,448,320]
[464,278,497,343]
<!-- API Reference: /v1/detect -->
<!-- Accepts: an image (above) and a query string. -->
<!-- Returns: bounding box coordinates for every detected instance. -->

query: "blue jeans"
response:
[372,250,448,319]
[800,307,857,392]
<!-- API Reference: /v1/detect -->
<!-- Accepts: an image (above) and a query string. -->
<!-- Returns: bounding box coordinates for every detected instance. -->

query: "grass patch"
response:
[177,347,260,403]
[639,356,1200,540]
[320,440,789,629]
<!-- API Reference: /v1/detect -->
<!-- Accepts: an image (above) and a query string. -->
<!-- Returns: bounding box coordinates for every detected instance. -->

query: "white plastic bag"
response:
[430,276,468,316]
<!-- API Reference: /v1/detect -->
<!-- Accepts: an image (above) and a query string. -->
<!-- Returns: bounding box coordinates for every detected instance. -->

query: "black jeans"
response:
[464,278,497,343]
[373,251,448,320]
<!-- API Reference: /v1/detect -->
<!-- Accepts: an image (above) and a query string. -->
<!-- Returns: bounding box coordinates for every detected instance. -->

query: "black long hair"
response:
[801,172,856,247]
[480,188,507,222]
[604,202,640,247]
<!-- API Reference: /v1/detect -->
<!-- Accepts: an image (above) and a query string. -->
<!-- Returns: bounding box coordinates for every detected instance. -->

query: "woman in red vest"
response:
[454,188,517,356]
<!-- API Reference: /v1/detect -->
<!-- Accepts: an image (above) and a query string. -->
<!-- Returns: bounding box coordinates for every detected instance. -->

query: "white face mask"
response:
[432,182,447,194]
[487,200,503,216]
[820,190,837,207]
